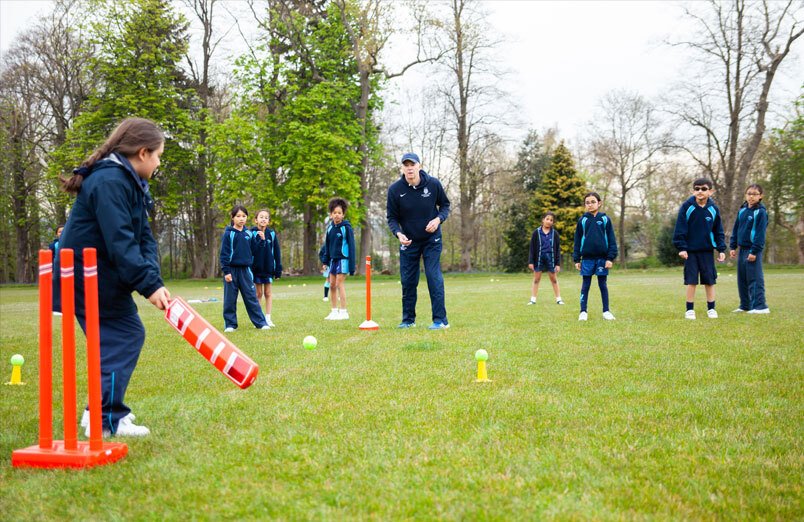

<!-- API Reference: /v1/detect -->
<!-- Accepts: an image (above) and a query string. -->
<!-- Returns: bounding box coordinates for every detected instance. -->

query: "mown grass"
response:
[1,267,802,520]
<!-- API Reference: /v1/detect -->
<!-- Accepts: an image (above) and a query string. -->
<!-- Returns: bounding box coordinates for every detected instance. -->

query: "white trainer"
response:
[578,311,588,321]
[260,325,271,330]
[224,327,235,332]
[748,308,770,314]
[114,415,150,437]
[685,310,696,320]
[267,320,276,327]
[602,311,616,320]
[338,310,349,320]
[324,310,339,320]
[81,410,136,428]
[707,309,718,319]
[322,296,329,302]
[556,298,565,305]
[527,300,536,305]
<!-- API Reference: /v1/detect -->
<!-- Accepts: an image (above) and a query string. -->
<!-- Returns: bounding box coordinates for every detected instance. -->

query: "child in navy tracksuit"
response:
[527,211,564,305]
[573,192,618,321]
[220,205,269,331]
[251,209,282,327]
[673,178,727,319]
[729,184,769,314]
[319,198,356,320]
[48,224,64,314]
[56,117,170,437]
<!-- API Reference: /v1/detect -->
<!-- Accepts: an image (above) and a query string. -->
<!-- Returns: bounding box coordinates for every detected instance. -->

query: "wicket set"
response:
[12,248,128,469]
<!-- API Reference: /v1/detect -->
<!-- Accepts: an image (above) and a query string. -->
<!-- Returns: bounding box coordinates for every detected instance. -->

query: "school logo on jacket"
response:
[422,187,431,198]
[705,216,712,222]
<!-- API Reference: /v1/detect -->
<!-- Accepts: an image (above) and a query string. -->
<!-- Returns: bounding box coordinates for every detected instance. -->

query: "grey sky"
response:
[2,0,801,142]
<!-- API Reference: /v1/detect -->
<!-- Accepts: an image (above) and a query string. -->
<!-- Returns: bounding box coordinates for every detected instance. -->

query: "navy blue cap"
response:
[400,152,420,164]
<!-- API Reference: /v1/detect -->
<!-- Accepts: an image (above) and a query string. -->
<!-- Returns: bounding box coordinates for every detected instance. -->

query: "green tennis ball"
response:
[10,354,24,366]
[474,349,488,362]
[303,336,317,350]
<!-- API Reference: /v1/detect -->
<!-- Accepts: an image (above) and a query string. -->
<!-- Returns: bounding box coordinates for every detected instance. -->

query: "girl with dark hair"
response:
[57,117,170,437]
[220,205,270,332]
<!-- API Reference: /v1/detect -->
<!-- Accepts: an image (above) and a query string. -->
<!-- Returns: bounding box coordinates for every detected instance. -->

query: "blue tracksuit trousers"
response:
[223,266,267,329]
[736,248,767,310]
[399,237,447,325]
[77,313,145,433]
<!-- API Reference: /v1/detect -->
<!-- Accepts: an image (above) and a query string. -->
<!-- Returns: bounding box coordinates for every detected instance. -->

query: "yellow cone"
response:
[476,360,490,382]
[6,365,24,385]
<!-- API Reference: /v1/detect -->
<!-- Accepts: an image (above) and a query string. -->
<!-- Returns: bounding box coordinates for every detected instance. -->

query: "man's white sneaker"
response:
[732,308,746,313]
[324,310,339,320]
[707,309,718,319]
[224,327,235,332]
[602,311,616,320]
[748,308,770,314]
[685,310,696,320]
[578,311,588,321]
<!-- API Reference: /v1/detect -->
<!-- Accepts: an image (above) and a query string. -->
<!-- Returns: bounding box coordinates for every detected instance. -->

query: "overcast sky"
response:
[1,0,802,143]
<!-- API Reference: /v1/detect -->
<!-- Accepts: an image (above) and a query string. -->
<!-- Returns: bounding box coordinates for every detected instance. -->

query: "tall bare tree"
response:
[434,0,509,271]
[589,90,669,265]
[670,0,803,228]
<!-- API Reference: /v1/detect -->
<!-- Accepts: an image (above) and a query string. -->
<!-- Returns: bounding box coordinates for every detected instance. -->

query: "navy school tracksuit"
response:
[54,153,163,434]
[729,202,768,311]
[529,227,561,272]
[251,227,282,283]
[319,219,356,276]
[220,226,267,329]
[386,170,451,325]
[573,212,618,313]
[673,196,726,286]
[48,236,60,309]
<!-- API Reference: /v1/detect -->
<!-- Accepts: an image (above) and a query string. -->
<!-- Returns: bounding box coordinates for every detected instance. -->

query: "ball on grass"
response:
[475,349,488,361]
[10,354,24,366]
[303,336,317,350]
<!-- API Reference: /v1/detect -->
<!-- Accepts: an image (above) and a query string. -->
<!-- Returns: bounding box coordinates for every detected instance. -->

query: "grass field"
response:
[1,267,802,520]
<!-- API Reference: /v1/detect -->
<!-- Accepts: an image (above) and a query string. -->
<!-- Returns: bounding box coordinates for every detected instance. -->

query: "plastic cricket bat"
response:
[164,297,259,389]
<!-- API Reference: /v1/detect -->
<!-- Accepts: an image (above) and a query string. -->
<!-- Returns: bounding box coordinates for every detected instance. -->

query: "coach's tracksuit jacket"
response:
[386,170,451,325]
[220,226,267,329]
[672,196,726,253]
[730,201,768,310]
[250,226,282,280]
[572,212,618,263]
[319,219,356,276]
[55,152,164,433]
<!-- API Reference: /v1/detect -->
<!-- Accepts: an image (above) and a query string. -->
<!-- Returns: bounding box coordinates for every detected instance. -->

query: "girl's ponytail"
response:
[60,117,164,195]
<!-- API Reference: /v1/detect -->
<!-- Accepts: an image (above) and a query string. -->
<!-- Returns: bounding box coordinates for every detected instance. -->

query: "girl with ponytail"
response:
[57,117,170,437]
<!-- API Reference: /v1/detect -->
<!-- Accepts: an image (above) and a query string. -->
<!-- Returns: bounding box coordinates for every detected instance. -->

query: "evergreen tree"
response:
[501,130,553,272]
[51,0,194,217]
[532,141,586,259]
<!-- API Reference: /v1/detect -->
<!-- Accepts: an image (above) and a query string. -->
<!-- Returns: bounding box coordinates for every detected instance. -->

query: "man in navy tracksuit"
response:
[386,153,451,330]
[673,178,727,319]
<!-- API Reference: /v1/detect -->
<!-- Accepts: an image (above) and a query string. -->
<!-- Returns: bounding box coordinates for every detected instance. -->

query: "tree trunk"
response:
[303,204,318,275]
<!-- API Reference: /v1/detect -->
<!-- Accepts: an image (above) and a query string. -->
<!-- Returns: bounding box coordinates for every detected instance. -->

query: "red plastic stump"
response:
[12,441,128,469]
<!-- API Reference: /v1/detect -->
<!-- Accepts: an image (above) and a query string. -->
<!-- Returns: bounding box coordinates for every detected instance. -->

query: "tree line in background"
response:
[0,0,801,283]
